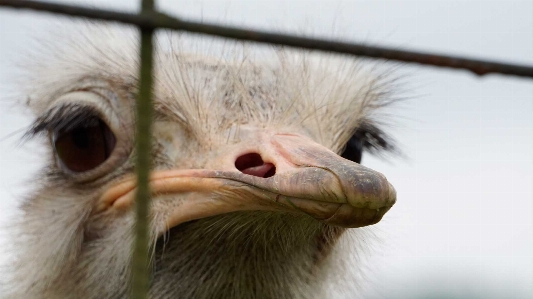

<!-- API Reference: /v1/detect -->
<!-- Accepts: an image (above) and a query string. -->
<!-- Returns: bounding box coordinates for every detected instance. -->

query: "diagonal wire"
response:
[0,0,532,79]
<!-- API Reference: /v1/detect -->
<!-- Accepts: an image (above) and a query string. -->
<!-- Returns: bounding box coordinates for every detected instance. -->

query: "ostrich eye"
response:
[341,134,363,164]
[53,117,116,172]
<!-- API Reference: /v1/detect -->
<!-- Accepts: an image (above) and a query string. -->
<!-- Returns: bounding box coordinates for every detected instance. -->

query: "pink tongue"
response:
[235,153,277,178]
[241,163,275,178]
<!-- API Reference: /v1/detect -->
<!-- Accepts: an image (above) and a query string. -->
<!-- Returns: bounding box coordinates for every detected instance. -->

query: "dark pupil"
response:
[72,127,91,149]
[54,118,116,173]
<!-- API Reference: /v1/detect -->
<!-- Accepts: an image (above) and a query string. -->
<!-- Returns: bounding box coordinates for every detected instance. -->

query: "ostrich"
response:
[3,25,398,299]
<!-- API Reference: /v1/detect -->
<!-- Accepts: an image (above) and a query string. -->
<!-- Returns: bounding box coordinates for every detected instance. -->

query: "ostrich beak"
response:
[98,134,396,233]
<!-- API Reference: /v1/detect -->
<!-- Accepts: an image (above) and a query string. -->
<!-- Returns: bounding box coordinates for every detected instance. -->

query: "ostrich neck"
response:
[149,212,339,299]
[8,211,341,299]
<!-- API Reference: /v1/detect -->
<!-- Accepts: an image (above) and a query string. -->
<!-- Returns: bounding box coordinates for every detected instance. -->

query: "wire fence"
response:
[1,0,532,298]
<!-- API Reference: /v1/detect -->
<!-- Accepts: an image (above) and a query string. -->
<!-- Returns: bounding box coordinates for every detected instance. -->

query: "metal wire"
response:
[1,0,532,78]
[131,0,154,297]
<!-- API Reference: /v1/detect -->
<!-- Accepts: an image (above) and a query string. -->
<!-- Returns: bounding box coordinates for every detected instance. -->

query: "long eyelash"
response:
[354,121,396,154]
[24,104,101,139]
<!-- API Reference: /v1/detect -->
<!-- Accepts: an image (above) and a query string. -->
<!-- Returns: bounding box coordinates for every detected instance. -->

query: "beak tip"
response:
[389,183,397,203]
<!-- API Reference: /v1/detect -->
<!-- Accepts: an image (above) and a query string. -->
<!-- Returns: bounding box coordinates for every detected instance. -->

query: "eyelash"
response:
[25,104,103,138]
[341,121,396,164]
[353,122,396,154]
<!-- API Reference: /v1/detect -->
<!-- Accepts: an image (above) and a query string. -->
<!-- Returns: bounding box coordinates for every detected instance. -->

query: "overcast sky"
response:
[0,1,532,298]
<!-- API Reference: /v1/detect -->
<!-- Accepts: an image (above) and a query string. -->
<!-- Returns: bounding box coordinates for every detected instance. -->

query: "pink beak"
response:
[97,133,396,234]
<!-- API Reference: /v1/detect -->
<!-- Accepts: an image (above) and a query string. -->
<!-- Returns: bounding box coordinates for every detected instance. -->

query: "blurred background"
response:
[0,0,531,298]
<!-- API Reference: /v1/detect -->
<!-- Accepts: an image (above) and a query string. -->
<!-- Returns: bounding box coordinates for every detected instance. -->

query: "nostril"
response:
[235,153,276,178]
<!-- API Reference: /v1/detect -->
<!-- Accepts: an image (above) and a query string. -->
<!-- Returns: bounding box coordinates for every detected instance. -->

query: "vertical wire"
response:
[132,0,154,298]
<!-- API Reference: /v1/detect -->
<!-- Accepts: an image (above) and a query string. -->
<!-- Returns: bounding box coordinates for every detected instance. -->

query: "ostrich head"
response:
[5,26,398,299]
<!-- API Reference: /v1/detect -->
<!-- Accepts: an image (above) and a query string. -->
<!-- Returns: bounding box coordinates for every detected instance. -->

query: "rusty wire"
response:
[1,0,532,79]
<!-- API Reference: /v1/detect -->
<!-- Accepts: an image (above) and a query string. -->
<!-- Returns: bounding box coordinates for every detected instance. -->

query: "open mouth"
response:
[96,134,396,235]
